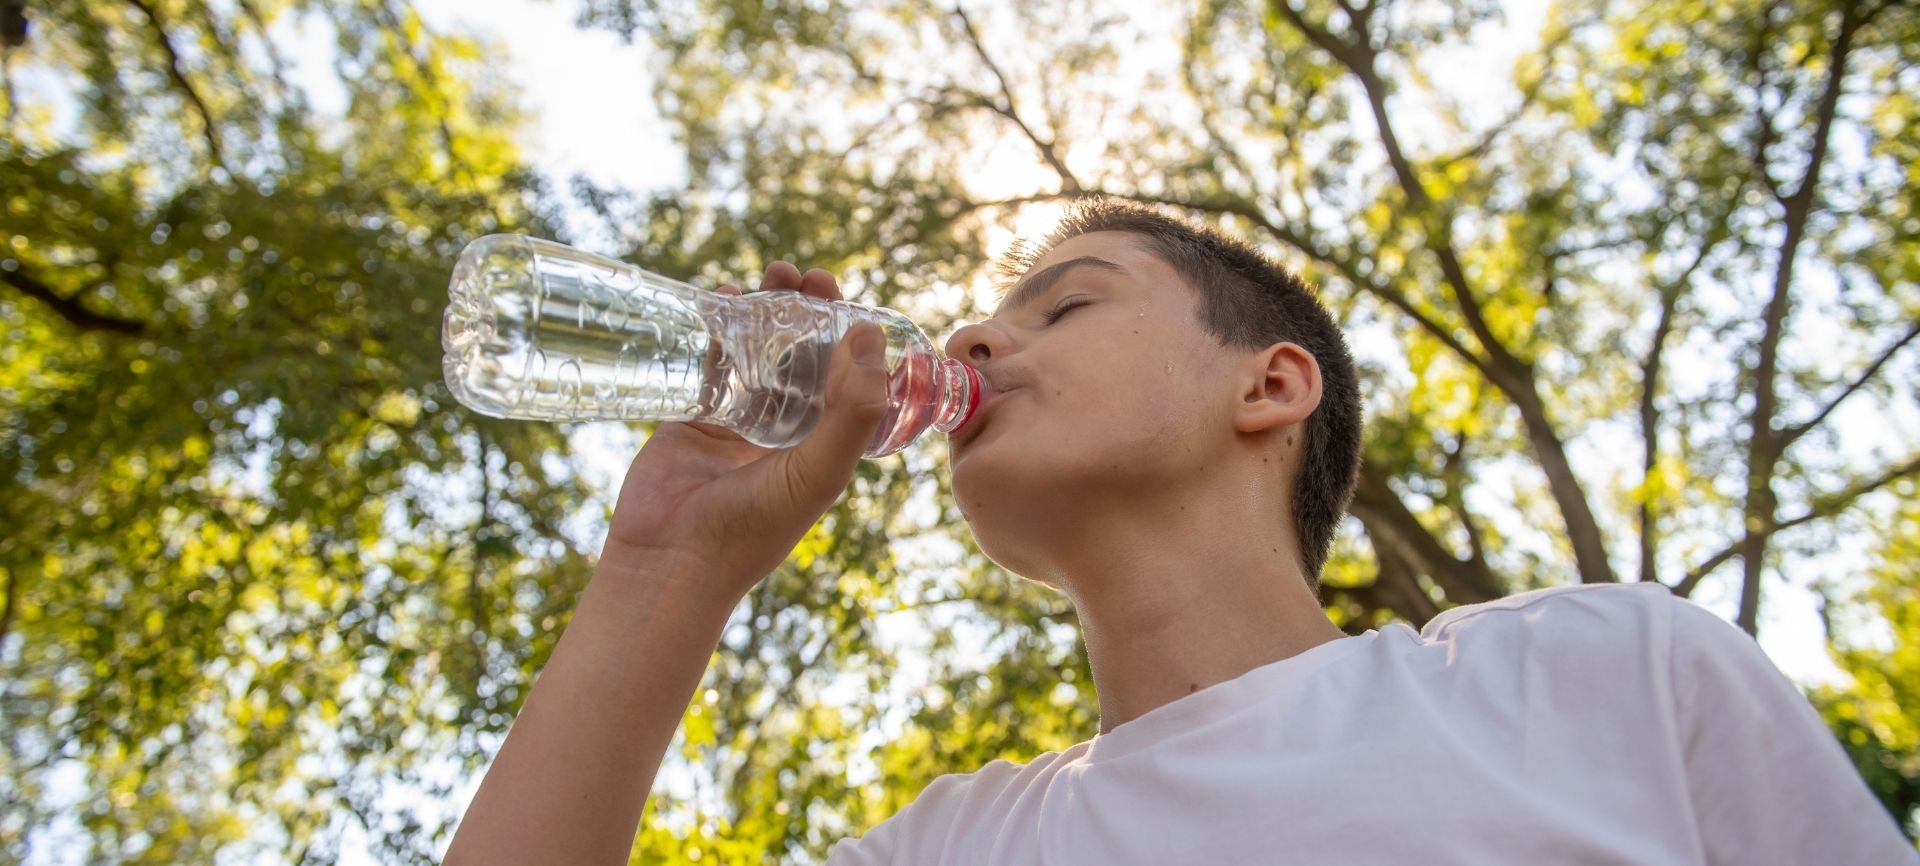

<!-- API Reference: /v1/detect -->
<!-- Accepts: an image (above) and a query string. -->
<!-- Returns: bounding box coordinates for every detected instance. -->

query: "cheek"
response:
[955,342,1219,476]
[1025,383,1211,475]
[946,376,1218,520]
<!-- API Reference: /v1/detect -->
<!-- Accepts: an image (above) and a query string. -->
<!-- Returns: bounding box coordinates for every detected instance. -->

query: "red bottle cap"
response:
[963,364,983,423]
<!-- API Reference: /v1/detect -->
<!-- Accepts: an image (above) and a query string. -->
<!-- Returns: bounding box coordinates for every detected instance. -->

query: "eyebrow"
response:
[995,256,1127,317]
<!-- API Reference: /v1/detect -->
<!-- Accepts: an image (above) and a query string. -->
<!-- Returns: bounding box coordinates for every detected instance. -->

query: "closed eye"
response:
[1043,296,1089,325]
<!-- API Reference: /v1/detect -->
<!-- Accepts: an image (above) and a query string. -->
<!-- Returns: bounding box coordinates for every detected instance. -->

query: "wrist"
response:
[590,545,747,623]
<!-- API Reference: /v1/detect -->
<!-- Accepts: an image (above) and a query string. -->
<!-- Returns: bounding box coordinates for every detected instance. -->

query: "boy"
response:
[445,200,1914,864]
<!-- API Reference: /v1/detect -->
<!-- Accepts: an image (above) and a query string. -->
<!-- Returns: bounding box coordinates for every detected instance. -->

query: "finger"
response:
[681,420,741,440]
[770,322,890,510]
[762,260,803,292]
[716,283,742,296]
[799,267,844,302]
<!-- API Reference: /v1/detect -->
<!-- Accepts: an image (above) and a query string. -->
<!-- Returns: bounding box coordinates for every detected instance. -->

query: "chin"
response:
[950,444,1120,587]
[948,450,1013,532]
[956,512,1056,588]
[950,446,1047,571]
[949,433,1054,510]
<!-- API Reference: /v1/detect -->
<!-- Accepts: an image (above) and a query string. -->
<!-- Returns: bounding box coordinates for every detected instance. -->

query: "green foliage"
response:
[1813,504,1920,842]
[2,2,582,862]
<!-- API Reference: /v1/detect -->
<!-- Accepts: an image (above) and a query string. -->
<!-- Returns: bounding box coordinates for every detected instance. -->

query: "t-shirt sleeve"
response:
[1669,596,1918,865]
[824,765,1007,866]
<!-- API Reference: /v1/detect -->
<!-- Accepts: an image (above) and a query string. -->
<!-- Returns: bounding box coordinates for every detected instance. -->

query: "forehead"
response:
[994,231,1189,315]
[1032,231,1166,275]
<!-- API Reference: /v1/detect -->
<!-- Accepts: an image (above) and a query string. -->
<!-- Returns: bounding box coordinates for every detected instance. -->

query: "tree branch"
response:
[469,437,495,690]
[1636,284,1680,586]
[124,0,228,173]
[2,35,18,135]
[1124,192,1505,380]
[959,189,1506,384]
[370,0,474,190]
[1745,0,1788,204]
[0,560,18,666]
[1366,537,1443,626]
[235,0,296,104]
[1671,545,1739,599]
[1,268,147,335]
[1735,0,1862,634]
[1637,203,1738,585]
[1268,0,1365,68]
[1674,453,1919,598]
[1348,462,1503,605]
[1433,22,1570,171]
[952,6,1080,192]
[1777,318,1920,453]
[1441,429,1491,574]
[1266,0,1617,585]
[1179,26,1263,192]
[1273,0,1514,366]
[1540,233,1641,259]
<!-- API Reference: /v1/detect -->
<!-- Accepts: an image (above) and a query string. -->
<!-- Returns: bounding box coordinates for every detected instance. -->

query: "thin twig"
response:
[952,6,1080,192]
[124,0,228,173]
[1776,318,1920,453]
[1674,453,1919,598]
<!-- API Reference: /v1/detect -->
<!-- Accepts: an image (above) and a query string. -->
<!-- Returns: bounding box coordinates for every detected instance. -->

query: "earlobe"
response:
[1232,342,1322,434]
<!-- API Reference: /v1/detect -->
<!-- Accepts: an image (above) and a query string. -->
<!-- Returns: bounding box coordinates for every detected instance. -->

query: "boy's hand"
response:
[597,262,890,604]
[446,262,888,866]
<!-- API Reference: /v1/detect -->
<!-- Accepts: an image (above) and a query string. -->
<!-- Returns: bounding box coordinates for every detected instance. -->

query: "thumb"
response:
[777,322,891,507]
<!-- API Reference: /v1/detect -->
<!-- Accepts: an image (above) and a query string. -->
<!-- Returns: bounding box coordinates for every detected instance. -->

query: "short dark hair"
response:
[1001,198,1364,591]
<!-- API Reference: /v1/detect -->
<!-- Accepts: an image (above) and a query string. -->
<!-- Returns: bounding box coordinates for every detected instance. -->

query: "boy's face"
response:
[943,231,1246,577]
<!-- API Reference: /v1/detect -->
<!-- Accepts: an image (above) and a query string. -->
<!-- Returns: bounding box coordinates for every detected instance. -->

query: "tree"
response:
[1812,503,1920,839]
[573,0,1919,858]
[1,2,580,862]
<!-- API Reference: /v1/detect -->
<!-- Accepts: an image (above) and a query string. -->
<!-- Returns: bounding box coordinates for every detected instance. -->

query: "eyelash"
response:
[1043,297,1088,325]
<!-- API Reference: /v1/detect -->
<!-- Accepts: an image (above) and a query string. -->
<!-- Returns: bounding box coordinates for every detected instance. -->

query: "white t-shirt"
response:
[827,583,1916,865]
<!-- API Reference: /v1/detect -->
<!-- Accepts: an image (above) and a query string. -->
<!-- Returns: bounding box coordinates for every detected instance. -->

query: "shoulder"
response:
[828,747,1085,865]
[1413,583,1705,693]
[1418,583,1763,688]
[1423,581,1682,643]
[900,754,1037,812]
[1389,584,1718,737]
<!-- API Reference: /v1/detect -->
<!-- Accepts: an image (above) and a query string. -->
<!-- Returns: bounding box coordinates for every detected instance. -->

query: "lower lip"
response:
[955,389,1013,446]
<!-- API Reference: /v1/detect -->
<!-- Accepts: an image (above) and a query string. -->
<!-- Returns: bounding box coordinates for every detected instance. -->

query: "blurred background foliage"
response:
[1,0,1915,862]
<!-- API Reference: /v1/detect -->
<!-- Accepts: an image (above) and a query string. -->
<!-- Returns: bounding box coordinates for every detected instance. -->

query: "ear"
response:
[1232,342,1322,435]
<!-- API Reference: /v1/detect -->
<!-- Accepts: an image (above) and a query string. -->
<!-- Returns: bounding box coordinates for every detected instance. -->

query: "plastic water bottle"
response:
[441,235,981,457]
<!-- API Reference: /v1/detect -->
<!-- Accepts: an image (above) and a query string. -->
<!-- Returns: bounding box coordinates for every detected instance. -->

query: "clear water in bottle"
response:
[442,235,979,456]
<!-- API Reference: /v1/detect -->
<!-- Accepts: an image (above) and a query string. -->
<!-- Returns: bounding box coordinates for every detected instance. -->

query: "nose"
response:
[944,320,1012,365]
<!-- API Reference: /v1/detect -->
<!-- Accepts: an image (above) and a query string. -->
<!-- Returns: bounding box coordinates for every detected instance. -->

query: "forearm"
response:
[445,558,736,865]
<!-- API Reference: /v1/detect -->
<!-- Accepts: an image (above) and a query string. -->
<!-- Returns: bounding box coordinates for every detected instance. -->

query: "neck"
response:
[1028,473,1348,735]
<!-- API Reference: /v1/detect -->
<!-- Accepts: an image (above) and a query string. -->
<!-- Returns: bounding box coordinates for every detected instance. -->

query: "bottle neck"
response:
[931,358,981,434]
